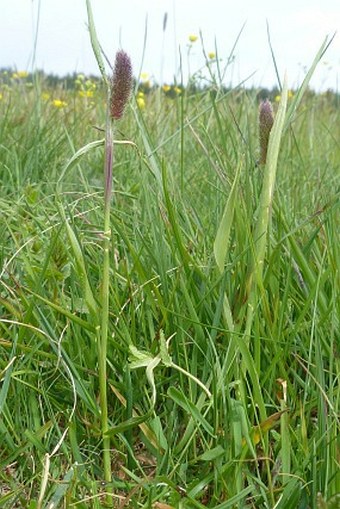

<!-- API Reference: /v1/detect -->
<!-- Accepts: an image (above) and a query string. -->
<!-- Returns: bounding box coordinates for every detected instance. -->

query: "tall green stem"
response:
[85,3,132,489]
[99,103,114,485]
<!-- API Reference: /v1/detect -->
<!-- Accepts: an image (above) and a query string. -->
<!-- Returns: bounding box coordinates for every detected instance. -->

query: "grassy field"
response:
[0,39,339,509]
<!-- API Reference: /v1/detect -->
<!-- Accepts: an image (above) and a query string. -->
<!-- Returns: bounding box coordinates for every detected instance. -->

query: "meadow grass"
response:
[0,49,339,508]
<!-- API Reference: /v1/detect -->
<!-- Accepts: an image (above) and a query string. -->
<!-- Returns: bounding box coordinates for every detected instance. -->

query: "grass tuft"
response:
[0,29,339,509]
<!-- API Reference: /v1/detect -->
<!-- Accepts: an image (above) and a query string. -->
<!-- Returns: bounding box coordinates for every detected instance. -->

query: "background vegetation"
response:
[0,58,339,509]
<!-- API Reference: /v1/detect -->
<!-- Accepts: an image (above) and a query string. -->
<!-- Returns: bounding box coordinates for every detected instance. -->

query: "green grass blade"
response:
[45,464,76,509]
[63,215,98,319]
[284,35,335,130]
[214,161,242,273]
[85,0,108,84]
[252,75,288,284]
[168,386,216,438]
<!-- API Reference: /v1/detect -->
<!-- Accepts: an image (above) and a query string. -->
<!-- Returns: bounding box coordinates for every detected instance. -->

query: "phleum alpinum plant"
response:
[86,0,133,488]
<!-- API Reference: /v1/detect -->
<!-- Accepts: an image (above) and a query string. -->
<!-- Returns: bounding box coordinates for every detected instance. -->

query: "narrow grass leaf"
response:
[266,21,282,90]
[105,411,153,436]
[168,386,215,438]
[284,35,335,130]
[45,465,76,509]
[0,338,16,415]
[24,288,96,332]
[251,76,288,289]
[58,138,104,184]
[64,219,98,318]
[85,0,108,84]
[197,445,225,461]
[213,486,254,508]
[213,152,241,274]
[110,384,162,451]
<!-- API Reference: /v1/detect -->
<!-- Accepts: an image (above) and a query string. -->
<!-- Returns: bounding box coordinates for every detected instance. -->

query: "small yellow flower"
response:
[140,72,149,81]
[208,52,216,60]
[275,90,293,103]
[162,84,171,92]
[78,90,94,98]
[52,99,67,108]
[41,92,50,101]
[174,86,182,95]
[136,96,145,110]
[188,34,198,43]
[137,91,145,98]
[12,71,28,79]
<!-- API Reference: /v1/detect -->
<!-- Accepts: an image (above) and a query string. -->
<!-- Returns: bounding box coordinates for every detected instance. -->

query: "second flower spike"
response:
[259,99,274,165]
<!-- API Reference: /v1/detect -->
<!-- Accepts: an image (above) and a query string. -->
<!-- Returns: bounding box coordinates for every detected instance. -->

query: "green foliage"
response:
[0,50,339,508]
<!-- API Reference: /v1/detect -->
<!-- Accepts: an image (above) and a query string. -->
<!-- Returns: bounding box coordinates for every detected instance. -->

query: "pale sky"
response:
[0,0,339,91]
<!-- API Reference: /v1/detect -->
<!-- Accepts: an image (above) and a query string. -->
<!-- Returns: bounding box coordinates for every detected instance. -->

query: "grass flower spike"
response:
[110,50,133,120]
[259,99,274,165]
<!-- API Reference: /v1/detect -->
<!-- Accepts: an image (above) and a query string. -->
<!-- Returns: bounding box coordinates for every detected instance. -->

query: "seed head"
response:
[110,50,133,120]
[259,99,274,165]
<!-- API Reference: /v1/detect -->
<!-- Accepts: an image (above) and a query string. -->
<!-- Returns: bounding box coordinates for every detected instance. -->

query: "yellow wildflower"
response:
[208,52,216,60]
[188,35,198,43]
[52,99,67,108]
[140,72,149,81]
[162,84,171,92]
[78,90,94,98]
[41,92,50,101]
[137,96,145,110]
[137,91,145,98]
[275,90,294,103]
[174,86,182,95]
[12,71,28,79]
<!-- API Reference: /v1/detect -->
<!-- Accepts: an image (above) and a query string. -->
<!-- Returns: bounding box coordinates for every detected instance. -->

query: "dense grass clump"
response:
[0,55,339,508]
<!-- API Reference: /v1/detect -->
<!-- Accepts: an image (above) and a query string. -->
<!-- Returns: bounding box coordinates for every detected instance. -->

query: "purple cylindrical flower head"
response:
[259,99,274,165]
[110,50,133,120]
